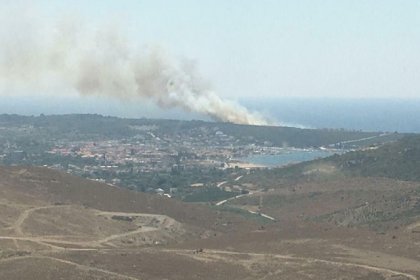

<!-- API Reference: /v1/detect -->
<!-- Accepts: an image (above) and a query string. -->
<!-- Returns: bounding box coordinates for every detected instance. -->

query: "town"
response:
[0,114,394,201]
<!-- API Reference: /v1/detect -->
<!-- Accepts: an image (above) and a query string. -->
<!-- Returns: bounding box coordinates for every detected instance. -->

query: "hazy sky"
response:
[2,0,420,100]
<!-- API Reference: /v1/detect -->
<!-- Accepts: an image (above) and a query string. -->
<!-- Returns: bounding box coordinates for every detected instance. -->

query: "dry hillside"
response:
[1,166,420,279]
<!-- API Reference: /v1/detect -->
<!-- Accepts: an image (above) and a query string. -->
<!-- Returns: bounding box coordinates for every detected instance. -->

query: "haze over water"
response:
[1,96,419,133]
[242,98,420,133]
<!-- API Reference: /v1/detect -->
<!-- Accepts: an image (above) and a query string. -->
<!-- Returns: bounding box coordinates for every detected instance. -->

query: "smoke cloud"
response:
[0,13,268,126]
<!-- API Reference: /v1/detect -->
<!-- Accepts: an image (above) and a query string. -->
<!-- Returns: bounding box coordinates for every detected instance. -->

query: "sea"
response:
[238,149,338,168]
[239,97,420,166]
[241,97,420,133]
[1,96,419,133]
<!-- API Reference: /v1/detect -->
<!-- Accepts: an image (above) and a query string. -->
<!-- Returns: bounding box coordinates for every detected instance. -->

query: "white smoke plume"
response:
[0,11,268,126]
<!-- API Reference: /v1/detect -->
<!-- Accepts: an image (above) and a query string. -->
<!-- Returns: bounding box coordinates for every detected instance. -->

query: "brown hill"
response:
[0,166,253,233]
[1,166,420,279]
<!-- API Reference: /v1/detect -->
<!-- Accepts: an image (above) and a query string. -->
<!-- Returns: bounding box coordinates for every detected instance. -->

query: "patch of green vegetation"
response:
[327,135,420,181]
[243,161,344,189]
[213,205,274,223]
[216,123,383,148]
[183,187,236,202]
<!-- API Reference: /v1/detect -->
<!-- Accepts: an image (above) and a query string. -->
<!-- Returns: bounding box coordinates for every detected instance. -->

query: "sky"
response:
[1,0,419,101]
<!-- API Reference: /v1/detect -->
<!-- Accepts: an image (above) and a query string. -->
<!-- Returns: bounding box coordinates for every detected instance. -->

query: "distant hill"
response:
[326,134,420,181]
[0,113,398,148]
[244,134,420,187]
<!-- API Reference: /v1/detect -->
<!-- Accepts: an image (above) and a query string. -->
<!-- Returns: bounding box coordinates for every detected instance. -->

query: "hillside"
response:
[1,166,420,279]
[0,166,254,236]
[228,177,420,231]
[243,135,420,189]
[327,135,420,181]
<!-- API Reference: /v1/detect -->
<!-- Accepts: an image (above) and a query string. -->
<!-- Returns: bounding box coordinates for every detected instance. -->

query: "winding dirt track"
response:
[0,205,173,249]
[2,204,419,280]
[165,249,419,280]
[11,205,71,236]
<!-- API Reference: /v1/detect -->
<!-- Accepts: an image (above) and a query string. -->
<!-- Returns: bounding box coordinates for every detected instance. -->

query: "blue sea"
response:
[241,97,420,133]
[239,149,337,167]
